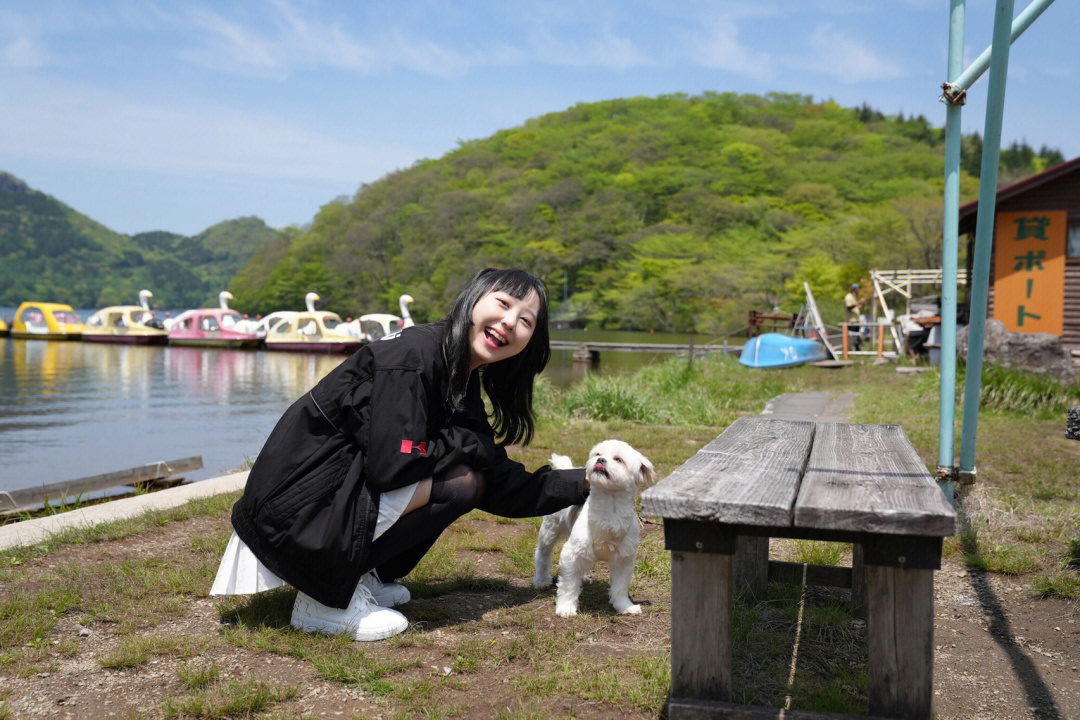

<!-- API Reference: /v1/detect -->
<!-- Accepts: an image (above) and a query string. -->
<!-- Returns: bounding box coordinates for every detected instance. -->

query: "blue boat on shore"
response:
[739,333,827,369]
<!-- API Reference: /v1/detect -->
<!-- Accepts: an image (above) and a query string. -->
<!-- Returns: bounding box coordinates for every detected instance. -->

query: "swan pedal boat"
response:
[0,317,8,337]
[739,333,827,369]
[264,293,365,353]
[84,290,168,344]
[167,292,260,349]
[342,293,416,341]
[10,302,83,340]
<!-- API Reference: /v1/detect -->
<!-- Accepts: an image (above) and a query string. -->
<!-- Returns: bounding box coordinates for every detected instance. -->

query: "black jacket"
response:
[231,324,587,608]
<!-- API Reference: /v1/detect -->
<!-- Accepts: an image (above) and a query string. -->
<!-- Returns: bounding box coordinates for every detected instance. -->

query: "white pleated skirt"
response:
[210,481,420,596]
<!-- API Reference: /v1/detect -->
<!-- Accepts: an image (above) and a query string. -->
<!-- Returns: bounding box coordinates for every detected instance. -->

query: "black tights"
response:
[364,465,485,581]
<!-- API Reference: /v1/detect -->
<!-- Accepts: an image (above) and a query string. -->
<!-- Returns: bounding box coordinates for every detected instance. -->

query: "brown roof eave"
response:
[957,155,1080,236]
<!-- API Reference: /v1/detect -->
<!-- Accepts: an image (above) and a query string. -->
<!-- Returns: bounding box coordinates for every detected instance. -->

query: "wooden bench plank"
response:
[641,417,814,526]
[794,423,956,536]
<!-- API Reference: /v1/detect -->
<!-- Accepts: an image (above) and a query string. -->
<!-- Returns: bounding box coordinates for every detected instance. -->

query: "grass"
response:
[161,676,298,719]
[1,352,1078,716]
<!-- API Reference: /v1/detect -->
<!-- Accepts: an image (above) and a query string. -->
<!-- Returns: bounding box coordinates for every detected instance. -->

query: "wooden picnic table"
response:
[641,417,956,720]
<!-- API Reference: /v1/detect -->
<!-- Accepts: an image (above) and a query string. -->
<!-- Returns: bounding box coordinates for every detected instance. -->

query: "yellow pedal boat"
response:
[11,302,84,340]
[264,293,366,354]
[84,290,169,345]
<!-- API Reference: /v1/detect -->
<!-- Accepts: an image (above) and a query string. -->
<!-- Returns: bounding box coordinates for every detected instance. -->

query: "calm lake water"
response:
[0,311,708,496]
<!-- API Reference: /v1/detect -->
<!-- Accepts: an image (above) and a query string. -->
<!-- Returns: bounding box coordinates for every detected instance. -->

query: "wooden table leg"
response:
[671,550,732,701]
[851,542,867,619]
[866,565,934,719]
[734,535,768,600]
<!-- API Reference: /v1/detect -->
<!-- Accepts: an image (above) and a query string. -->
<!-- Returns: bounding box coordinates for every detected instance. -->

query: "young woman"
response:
[211,268,588,641]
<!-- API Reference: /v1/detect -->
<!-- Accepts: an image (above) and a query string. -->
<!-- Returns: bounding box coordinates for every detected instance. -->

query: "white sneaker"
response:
[290,584,408,642]
[358,570,411,607]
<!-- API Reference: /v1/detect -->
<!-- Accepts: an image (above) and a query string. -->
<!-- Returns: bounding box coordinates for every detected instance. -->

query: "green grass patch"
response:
[791,540,844,567]
[161,676,298,719]
[974,363,1080,417]
[1032,573,1079,600]
[0,491,239,567]
[100,634,207,669]
[178,660,221,689]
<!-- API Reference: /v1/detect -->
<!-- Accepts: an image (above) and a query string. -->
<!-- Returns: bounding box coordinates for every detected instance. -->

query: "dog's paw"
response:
[533,574,553,589]
[554,602,578,618]
[620,603,642,615]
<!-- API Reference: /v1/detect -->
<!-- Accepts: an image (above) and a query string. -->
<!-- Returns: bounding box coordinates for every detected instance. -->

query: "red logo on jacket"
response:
[400,440,427,456]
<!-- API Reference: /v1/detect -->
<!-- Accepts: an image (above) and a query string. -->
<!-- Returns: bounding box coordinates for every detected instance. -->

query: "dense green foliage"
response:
[0,173,283,309]
[230,92,1058,331]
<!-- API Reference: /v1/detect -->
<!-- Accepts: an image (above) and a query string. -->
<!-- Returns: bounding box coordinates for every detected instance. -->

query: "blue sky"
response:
[2,0,1077,236]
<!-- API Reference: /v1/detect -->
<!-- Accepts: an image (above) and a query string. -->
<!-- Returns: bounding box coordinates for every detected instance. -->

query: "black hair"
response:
[437,267,550,446]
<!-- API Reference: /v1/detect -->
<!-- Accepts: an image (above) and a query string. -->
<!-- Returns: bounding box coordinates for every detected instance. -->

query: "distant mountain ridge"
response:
[0,172,283,309]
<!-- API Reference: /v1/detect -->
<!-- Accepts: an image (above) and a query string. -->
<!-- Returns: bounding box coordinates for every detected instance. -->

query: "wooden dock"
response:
[550,341,740,354]
[0,456,204,516]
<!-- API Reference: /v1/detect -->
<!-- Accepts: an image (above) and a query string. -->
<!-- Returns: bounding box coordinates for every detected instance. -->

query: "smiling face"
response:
[468,288,541,371]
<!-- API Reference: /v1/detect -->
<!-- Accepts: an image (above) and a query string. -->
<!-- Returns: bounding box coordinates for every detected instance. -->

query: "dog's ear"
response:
[638,455,656,487]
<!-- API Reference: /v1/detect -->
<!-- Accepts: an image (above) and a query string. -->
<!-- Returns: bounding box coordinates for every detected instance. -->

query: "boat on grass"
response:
[10,302,83,340]
[739,333,826,369]
[265,293,365,354]
[84,290,168,345]
[167,292,260,349]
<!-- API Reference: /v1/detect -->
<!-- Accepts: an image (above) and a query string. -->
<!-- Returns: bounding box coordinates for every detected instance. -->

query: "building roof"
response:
[958,155,1080,235]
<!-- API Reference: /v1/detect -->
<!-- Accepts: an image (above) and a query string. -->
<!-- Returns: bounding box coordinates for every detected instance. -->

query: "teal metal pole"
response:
[951,0,1055,92]
[938,0,965,501]
[959,0,1016,478]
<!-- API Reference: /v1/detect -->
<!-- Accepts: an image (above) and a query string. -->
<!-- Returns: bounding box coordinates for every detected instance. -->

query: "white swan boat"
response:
[264,292,366,354]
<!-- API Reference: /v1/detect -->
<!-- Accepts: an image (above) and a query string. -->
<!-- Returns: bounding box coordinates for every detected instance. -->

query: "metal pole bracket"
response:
[936,465,958,483]
[957,467,977,486]
[941,82,967,106]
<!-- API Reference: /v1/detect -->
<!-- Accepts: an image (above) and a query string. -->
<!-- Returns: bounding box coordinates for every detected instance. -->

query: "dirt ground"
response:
[2,511,1079,720]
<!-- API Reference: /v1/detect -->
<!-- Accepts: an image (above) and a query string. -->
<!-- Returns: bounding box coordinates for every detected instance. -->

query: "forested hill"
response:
[0,173,283,308]
[231,93,1063,332]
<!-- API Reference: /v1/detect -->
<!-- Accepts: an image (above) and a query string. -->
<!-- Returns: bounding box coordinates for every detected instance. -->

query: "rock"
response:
[957,319,1077,385]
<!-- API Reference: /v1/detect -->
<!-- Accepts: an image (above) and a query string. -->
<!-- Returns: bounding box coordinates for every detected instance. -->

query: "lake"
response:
[0,316,709,497]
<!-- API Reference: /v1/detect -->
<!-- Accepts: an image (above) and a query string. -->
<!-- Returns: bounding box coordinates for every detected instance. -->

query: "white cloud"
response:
[3,36,53,68]
[686,16,773,80]
[801,24,907,82]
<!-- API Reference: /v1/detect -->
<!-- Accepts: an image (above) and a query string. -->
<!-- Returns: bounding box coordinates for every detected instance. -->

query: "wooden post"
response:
[671,551,732,701]
[841,323,850,359]
[866,565,934,719]
[851,543,867,618]
[876,323,885,360]
[734,535,768,600]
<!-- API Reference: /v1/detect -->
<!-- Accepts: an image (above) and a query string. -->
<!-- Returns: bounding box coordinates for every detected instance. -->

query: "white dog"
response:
[532,440,655,617]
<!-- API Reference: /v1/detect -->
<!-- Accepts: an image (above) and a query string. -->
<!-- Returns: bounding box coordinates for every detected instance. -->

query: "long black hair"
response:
[437,267,550,446]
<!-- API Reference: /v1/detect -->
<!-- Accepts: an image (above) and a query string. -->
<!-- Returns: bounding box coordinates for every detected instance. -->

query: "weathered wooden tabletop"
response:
[641,416,956,537]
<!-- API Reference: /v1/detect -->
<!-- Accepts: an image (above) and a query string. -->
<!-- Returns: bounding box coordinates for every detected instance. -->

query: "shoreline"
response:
[0,470,247,552]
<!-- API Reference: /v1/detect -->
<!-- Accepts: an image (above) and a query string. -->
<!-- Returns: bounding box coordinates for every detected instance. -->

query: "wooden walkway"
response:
[549,340,740,354]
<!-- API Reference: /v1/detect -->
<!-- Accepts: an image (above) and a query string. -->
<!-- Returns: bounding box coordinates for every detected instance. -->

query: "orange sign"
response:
[993,210,1065,335]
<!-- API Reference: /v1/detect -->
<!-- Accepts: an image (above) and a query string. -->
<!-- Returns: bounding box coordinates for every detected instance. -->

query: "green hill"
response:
[0,173,283,309]
[230,93,1062,331]
[228,94,954,330]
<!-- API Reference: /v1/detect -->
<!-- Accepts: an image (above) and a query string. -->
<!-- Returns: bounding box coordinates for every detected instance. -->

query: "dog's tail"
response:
[549,453,573,470]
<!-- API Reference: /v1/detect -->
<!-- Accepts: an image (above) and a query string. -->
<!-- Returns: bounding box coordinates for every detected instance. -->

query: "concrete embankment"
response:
[0,471,248,552]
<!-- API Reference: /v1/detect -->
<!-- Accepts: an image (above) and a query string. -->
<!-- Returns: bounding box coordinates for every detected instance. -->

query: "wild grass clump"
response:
[542,353,789,426]
[967,363,1080,417]
[561,374,659,423]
